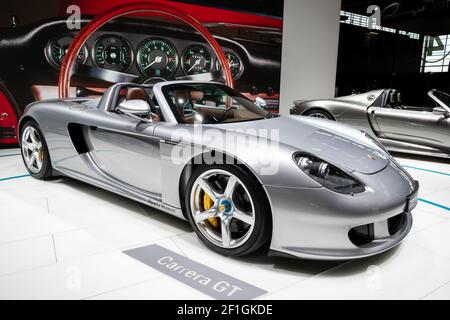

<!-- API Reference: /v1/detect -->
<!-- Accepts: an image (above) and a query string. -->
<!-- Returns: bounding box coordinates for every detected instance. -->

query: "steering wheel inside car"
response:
[58,2,233,98]
[218,105,237,122]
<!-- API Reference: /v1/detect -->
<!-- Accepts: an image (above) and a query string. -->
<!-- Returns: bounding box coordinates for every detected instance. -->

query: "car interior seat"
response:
[126,87,147,101]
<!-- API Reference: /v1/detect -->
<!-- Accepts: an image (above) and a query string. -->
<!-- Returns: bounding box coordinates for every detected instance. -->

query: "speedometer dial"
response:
[182,44,212,75]
[93,35,132,72]
[137,38,178,77]
[216,52,244,80]
[46,36,87,68]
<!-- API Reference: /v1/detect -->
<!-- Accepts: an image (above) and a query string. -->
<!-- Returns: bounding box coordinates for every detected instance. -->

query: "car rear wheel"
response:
[305,109,334,120]
[20,121,52,179]
[185,165,271,256]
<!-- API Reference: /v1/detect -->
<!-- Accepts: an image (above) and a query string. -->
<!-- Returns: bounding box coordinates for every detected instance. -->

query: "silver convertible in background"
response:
[291,89,450,158]
[19,81,418,260]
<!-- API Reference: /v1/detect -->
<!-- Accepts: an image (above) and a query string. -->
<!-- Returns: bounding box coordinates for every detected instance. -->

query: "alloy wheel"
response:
[21,126,44,174]
[308,112,330,119]
[190,169,256,249]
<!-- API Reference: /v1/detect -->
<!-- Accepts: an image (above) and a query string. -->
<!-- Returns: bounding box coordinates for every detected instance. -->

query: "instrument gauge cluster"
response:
[45,34,244,81]
[182,44,212,75]
[136,38,178,78]
[93,35,133,72]
[45,36,88,69]
[216,52,244,80]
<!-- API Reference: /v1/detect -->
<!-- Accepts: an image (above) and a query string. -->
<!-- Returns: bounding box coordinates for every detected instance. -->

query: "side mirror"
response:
[432,106,450,117]
[117,99,150,116]
[255,97,267,108]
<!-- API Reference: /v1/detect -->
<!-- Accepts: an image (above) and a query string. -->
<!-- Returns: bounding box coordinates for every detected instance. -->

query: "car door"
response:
[367,103,450,151]
[87,112,163,197]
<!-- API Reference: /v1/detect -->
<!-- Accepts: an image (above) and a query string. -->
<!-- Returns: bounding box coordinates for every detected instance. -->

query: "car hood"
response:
[294,89,385,108]
[217,115,390,174]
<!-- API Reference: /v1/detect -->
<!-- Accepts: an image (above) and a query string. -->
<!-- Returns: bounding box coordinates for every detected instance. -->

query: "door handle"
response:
[163,138,181,145]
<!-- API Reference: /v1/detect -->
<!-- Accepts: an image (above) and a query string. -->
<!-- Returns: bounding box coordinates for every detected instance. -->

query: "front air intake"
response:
[348,223,374,246]
[388,213,406,236]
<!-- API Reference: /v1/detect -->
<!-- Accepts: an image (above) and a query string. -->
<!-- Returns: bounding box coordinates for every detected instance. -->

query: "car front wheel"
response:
[185,165,272,257]
[20,121,52,179]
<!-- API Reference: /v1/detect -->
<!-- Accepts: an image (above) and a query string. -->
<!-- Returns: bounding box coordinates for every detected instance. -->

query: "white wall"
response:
[279,0,342,114]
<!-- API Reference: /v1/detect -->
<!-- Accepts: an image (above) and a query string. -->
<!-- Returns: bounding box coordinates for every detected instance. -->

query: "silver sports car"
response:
[19,81,419,260]
[291,89,450,158]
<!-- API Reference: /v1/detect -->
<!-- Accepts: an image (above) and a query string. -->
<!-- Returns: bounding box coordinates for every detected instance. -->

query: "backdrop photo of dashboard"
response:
[0,16,282,144]
[46,30,247,81]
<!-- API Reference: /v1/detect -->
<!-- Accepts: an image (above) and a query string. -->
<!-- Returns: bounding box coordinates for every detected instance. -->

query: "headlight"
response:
[293,152,365,195]
[296,156,330,179]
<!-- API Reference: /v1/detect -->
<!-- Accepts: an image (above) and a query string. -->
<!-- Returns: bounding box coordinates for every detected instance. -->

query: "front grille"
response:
[349,213,407,246]
[0,127,16,138]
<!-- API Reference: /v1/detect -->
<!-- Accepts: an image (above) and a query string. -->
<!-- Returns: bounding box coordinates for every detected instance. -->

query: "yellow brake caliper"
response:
[38,148,44,162]
[203,192,219,228]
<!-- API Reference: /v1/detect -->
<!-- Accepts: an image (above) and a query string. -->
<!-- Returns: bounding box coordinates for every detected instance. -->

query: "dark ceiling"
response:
[342,0,450,36]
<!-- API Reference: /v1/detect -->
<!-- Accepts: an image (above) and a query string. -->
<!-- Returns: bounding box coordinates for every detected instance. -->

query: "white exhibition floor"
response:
[0,147,449,300]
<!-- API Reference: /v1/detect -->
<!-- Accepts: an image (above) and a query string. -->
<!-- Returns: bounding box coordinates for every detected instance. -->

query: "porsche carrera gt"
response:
[19,80,419,260]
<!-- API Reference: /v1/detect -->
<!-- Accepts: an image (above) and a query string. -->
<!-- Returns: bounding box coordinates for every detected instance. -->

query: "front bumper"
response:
[266,161,418,260]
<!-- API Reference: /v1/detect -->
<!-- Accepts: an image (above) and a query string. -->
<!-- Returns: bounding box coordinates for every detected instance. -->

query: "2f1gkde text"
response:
[177,304,273,318]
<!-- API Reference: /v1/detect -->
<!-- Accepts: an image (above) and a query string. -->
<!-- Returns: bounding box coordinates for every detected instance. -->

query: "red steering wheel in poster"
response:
[58,1,233,98]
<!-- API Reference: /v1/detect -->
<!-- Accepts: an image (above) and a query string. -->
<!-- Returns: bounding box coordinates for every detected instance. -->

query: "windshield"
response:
[161,83,270,124]
[432,90,450,109]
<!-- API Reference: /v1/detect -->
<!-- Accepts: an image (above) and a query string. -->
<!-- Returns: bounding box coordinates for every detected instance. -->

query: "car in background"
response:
[291,89,450,159]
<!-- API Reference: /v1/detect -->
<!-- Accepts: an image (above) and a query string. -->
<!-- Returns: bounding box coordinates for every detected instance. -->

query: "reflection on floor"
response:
[0,148,449,300]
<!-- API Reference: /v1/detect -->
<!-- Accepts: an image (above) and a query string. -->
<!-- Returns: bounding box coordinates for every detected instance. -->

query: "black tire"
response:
[304,109,335,120]
[20,121,53,179]
[185,164,272,257]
